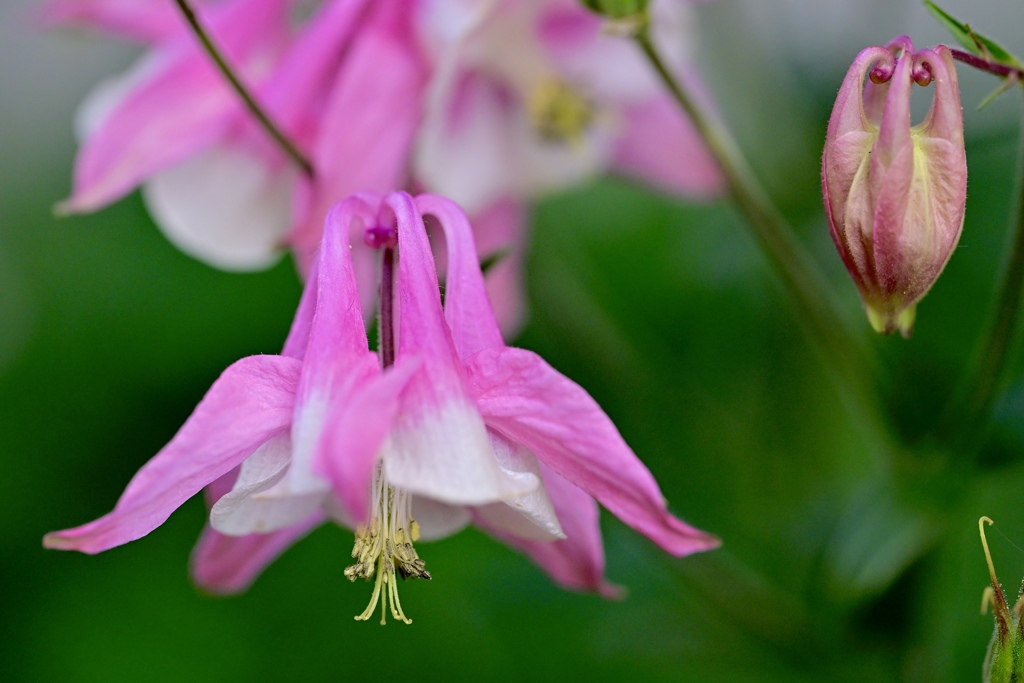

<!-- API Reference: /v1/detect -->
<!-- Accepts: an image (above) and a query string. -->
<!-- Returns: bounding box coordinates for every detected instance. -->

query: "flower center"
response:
[527,78,594,145]
[344,463,430,624]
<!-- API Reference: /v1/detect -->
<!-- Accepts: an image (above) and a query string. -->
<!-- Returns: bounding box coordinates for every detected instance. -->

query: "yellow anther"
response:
[527,79,594,145]
[346,463,430,625]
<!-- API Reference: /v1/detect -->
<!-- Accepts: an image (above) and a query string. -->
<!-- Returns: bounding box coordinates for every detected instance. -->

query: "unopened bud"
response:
[978,517,1024,683]
[822,36,967,337]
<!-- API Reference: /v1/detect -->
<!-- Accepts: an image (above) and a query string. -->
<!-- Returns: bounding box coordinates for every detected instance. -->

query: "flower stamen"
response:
[527,79,594,145]
[345,463,430,625]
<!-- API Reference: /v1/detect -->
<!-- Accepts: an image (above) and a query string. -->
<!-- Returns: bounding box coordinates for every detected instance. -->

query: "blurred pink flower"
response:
[413,0,723,330]
[48,0,723,331]
[822,36,966,337]
[45,191,717,618]
[49,0,423,272]
[415,0,721,213]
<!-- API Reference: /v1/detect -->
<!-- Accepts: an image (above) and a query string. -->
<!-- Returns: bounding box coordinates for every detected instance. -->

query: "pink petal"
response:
[479,464,620,597]
[613,95,725,198]
[384,192,534,505]
[43,354,301,554]
[288,199,376,494]
[62,0,290,212]
[259,0,373,139]
[414,71,515,216]
[467,199,528,339]
[190,512,324,595]
[315,355,421,523]
[280,258,318,361]
[389,192,459,367]
[874,41,914,170]
[41,0,194,42]
[467,346,720,557]
[189,407,322,595]
[288,3,428,265]
[301,199,374,365]
[415,193,504,359]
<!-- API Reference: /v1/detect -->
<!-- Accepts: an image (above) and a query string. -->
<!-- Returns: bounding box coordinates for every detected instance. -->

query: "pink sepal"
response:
[62,0,289,212]
[44,355,301,554]
[467,346,720,557]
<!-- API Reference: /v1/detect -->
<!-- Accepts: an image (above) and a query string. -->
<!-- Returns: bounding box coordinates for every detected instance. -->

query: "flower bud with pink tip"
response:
[822,36,966,337]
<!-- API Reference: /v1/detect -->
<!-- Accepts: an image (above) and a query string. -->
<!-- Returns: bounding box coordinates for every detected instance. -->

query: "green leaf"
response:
[977,77,1019,110]
[924,1,1024,70]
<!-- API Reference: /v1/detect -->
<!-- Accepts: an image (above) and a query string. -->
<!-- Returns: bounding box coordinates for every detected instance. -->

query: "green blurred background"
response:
[3,0,1024,681]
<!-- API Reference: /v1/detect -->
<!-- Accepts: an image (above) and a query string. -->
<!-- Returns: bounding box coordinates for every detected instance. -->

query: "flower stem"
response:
[172,0,314,177]
[945,101,1024,454]
[632,28,880,404]
[950,48,1024,80]
[380,247,396,369]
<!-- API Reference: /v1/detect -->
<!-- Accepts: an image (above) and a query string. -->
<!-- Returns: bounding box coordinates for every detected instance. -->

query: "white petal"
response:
[210,433,326,535]
[382,400,539,506]
[411,497,472,541]
[285,395,330,496]
[509,112,614,199]
[473,434,563,541]
[321,493,356,532]
[414,74,512,214]
[142,143,294,271]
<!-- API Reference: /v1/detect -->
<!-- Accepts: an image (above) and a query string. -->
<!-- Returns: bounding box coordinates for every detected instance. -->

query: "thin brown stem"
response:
[633,26,884,428]
[172,0,314,177]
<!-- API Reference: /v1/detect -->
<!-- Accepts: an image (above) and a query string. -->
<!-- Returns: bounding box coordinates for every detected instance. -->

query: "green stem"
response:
[632,27,880,409]
[946,101,1024,454]
[172,0,314,177]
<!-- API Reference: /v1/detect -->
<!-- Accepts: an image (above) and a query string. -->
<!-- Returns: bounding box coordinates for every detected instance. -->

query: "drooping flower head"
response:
[44,191,718,623]
[822,36,966,337]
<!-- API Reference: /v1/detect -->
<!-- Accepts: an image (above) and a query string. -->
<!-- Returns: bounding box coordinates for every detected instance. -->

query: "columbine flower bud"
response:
[822,36,967,337]
[978,517,1024,682]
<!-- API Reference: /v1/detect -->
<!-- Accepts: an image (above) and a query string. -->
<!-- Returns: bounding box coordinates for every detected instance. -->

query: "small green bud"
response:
[577,0,649,20]
[979,518,1024,683]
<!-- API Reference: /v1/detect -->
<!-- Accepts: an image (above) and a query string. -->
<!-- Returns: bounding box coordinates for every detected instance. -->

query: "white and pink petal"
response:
[468,346,720,557]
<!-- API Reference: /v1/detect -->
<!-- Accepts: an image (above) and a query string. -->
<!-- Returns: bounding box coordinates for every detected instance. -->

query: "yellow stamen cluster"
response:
[344,464,430,625]
[527,79,594,145]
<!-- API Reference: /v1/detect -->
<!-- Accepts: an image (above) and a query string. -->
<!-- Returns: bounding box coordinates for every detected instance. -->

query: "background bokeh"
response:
[3,1,1024,681]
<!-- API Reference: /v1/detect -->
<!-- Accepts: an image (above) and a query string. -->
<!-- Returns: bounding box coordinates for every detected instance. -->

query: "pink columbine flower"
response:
[415,0,721,213]
[412,0,723,329]
[45,191,718,621]
[48,0,425,273]
[822,36,967,337]
[48,0,722,332]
